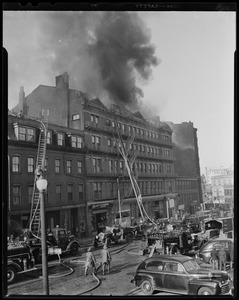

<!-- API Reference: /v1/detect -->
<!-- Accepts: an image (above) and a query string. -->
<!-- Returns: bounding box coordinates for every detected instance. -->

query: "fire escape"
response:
[29,110,49,239]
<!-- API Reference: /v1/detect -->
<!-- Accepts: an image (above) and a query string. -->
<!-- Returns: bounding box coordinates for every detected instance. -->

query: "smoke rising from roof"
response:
[38,11,159,109]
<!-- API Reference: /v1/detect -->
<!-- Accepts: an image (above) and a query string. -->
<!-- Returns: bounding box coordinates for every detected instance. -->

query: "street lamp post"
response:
[36,176,49,295]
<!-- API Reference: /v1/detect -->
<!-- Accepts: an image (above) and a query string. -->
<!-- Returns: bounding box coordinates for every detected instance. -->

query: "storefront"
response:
[89,203,111,234]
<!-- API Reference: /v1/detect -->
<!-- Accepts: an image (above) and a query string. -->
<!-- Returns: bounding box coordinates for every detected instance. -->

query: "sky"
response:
[3,10,236,175]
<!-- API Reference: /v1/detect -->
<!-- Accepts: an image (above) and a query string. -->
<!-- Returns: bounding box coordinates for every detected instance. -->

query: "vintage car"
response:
[131,254,233,295]
[198,237,233,264]
[7,243,37,284]
[25,227,80,263]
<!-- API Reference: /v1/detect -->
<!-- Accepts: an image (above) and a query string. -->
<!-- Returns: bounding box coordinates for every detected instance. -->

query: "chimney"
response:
[19,86,26,114]
[152,115,160,126]
[55,72,69,89]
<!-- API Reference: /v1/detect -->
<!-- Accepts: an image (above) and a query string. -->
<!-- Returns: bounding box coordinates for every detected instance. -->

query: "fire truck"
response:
[146,230,196,255]
[7,243,37,285]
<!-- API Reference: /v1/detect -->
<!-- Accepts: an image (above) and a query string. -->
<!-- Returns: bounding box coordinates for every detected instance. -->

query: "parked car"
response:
[7,243,36,284]
[131,254,233,295]
[198,237,233,264]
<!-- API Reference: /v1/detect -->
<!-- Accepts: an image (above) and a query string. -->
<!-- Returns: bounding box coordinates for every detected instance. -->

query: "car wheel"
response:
[198,287,213,295]
[140,279,154,295]
[7,266,17,285]
[71,244,78,256]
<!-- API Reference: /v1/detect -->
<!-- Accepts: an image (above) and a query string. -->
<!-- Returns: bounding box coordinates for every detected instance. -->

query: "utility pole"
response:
[36,175,49,295]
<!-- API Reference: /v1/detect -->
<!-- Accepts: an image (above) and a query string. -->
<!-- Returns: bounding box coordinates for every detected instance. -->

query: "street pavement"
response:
[5,239,234,296]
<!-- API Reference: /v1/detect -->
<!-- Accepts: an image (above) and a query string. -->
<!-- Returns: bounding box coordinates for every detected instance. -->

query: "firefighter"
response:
[35,165,43,179]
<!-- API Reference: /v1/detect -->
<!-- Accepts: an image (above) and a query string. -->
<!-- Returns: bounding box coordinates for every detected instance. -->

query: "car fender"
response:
[136,272,155,286]
[7,260,22,272]
[66,240,80,251]
[188,279,218,295]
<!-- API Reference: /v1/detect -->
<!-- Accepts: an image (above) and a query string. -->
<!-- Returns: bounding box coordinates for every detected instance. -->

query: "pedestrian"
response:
[102,244,111,275]
[218,247,227,271]
[104,236,111,248]
[211,246,219,270]
[84,247,97,276]
[228,241,234,269]
[93,235,99,248]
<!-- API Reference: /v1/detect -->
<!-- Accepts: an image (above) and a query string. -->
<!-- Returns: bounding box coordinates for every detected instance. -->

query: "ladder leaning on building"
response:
[28,110,49,239]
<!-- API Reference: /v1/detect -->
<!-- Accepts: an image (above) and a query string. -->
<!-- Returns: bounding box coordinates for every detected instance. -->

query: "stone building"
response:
[9,72,178,238]
[166,121,203,216]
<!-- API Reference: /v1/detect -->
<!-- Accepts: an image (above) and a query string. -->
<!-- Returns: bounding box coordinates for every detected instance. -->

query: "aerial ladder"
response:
[28,110,49,239]
[112,112,158,227]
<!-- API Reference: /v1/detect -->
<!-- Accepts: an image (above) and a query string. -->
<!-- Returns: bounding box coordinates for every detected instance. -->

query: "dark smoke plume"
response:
[38,11,159,109]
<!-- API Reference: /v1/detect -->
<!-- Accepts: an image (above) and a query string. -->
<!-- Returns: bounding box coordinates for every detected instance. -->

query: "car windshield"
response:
[183,260,200,272]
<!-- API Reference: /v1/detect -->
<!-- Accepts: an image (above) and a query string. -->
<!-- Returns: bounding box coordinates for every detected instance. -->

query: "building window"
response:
[112,120,115,128]
[66,160,72,173]
[143,163,146,173]
[140,163,143,172]
[75,161,82,174]
[12,156,20,172]
[114,161,118,173]
[96,136,100,144]
[92,135,100,145]
[19,126,35,142]
[165,149,170,157]
[118,122,121,129]
[93,182,102,199]
[142,145,145,153]
[109,182,114,198]
[72,136,82,148]
[56,185,62,202]
[119,161,124,174]
[108,139,111,146]
[109,160,113,173]
[55,159,60,173]
[149,164,151,173]
[147,147,150,153]
[152,164,155,173]
[72,114,80,120]
[93,158,102,173]
[27,157,34,173]
[91,114,99,124]
[13,185,21,205]
[79,184,84,202]
[166,164,172,174]
[67,184,73,201]
[46,131,52,144]
[122,124,125,131]
[28,185,34,204]
[57,133,64,146]
[129,125,132,133]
